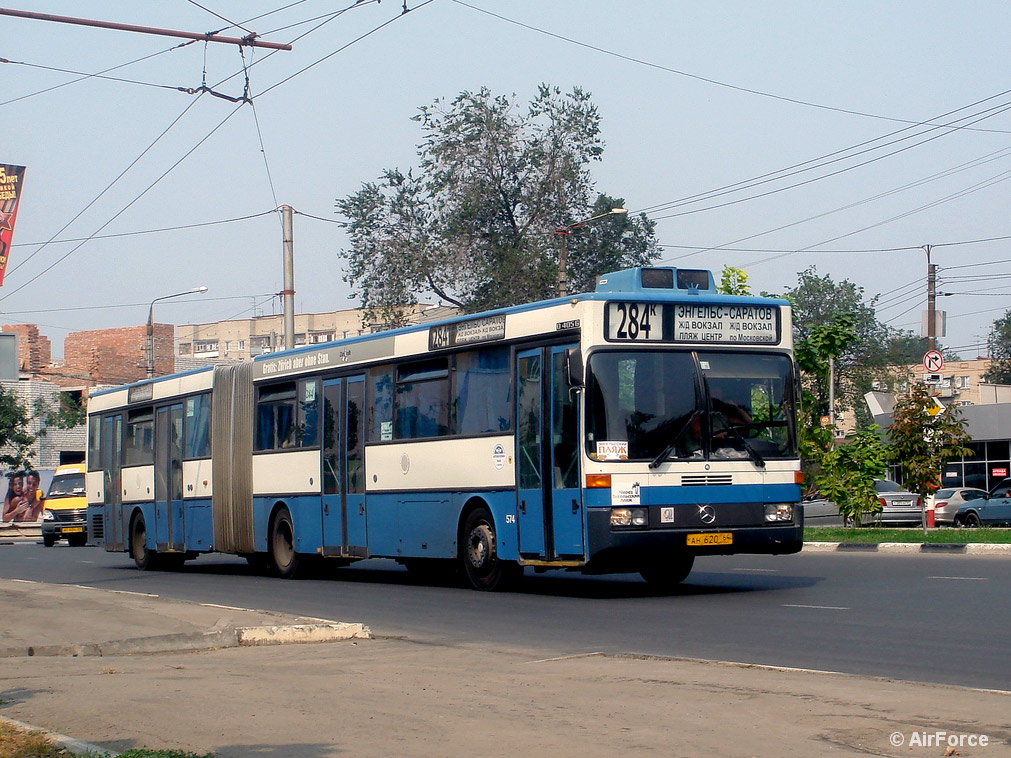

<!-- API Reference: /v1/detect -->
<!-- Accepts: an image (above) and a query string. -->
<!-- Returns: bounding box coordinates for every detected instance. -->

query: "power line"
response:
[452,0,1011,135]
[10,211,275,248]
[0,42,197,107]
[4,94,208,279]
[0,100,245,302]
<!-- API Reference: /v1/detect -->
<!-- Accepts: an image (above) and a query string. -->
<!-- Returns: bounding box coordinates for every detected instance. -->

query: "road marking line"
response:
[10,579,36,584]
[527,652,605,664]
[107,589,159,597]
[782,603,850,610]
[733,568,779,572]
[200,603,253,611]
[928,576,987,581]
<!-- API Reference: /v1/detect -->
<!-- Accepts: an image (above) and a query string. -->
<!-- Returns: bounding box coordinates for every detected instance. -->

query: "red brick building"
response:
[60,323,175,386]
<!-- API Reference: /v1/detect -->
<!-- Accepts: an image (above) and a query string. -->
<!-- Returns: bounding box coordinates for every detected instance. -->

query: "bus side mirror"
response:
[565,348,584,389]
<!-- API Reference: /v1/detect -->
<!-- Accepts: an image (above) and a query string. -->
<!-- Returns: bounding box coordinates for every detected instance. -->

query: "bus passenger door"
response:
[321,376,368,557]
[549,345,583,557]
[517,350,547,556]
[154,404,185,551]
[102,414,124,551]
[516,344,584,560]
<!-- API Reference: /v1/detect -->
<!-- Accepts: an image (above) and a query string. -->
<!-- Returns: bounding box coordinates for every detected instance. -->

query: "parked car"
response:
[801,498,843,527]
[953,478,1011,527]
[928,487,989,526]
[873,479,922,526]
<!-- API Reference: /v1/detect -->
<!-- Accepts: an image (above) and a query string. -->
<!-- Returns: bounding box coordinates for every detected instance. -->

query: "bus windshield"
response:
[585,350,797,463]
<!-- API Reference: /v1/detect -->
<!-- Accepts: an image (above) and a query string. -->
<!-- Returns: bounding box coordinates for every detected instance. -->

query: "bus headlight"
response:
[611,507,648,528]
[765,504,794,522]
[42,509,55,521]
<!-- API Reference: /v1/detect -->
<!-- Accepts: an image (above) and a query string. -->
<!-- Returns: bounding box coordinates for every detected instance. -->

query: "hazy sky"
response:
[3,1,1011,360]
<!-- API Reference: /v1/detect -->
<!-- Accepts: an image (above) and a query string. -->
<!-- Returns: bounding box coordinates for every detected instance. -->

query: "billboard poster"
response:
[0,164,27,287]
[2,469,44,523]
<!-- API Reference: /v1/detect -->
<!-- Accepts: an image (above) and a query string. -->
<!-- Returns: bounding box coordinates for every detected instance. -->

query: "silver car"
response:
[873,479,922,526]
[928,487,988,526]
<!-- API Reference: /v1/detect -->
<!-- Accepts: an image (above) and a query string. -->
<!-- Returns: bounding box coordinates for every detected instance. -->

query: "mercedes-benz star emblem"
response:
[698,505,717,525]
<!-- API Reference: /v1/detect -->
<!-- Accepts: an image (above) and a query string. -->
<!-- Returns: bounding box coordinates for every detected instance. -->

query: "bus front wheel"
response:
[460,508,519,591]
[639,554,694,592]
[270,508,300,579]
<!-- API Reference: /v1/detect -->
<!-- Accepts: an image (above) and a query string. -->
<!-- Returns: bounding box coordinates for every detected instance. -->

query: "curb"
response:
[0,714,117,756]
[0,622,372,659]
[803,541,1011,554]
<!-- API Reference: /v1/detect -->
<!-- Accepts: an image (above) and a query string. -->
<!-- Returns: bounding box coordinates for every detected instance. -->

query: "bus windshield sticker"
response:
[380,421,393,441]
[611,476,641,506]
[596,441,628,460]
[605,302,780,344]
[429,314,506,350]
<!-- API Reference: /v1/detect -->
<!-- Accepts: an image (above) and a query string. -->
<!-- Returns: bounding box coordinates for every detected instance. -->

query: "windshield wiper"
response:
[649,410,702,469]
[713,412,766,468]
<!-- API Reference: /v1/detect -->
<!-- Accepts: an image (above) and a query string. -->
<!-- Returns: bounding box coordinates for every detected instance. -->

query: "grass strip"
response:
[805,527,1011,543]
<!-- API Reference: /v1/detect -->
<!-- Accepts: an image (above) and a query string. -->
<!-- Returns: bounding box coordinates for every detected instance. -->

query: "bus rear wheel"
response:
[130,512,156,570]
[270,508,300,579]
[460,508,519,591]
[640,554,695,593]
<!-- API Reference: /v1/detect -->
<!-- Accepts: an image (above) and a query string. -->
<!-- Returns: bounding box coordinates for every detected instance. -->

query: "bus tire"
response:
[640,554,694,592]
[270,508,300,579]
[130,512,157,571]
[460,508,519,591]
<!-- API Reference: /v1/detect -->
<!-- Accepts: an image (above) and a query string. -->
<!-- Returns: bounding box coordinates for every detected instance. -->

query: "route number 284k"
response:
[608,302,662,341]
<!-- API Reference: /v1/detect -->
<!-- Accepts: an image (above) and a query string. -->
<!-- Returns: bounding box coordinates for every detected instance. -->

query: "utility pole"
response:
[280,205,295,351]
[925,244,937,352]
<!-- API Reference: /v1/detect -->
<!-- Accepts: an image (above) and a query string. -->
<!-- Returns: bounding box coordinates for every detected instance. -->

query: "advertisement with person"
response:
[2,469,44,523]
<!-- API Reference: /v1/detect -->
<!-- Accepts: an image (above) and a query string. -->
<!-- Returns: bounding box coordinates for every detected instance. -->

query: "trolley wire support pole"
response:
[280,205,295,352]
[554,208,628,297]
[0,8,294,50]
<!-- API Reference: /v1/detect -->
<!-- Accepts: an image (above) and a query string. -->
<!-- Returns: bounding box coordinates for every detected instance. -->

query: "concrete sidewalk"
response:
[1,578,1009,757]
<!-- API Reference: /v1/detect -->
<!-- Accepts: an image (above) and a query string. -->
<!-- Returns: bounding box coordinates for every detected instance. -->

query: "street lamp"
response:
[554,208,628,296]
[147,286,208,378]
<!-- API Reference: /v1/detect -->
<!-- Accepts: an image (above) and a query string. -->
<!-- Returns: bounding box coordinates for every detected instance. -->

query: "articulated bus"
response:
[86,266,803,591]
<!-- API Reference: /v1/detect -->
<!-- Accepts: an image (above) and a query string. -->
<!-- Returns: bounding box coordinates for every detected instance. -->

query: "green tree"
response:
[888,382,971,533]
[984,311,1011,383]
[782,267,895,428]
[0,388,37,470]
[814,425,890,526]
[336,85,659,326]
[0,389,86,471]
[717,265,751,296]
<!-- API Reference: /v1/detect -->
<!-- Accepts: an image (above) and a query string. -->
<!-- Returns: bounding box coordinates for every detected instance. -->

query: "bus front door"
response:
[516,345,584,561]
[154,403,185,551]
[321,376,368,558]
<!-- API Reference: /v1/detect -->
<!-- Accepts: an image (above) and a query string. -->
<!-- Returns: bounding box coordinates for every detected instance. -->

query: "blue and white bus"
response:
[86,266,803,591]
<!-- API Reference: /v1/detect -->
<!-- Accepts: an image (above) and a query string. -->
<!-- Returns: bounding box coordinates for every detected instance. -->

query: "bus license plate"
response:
[687,532,732,546]
[62,527,84,533]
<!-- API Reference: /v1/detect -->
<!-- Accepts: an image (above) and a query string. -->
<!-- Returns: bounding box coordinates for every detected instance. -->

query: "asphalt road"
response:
[3,543,1009,691]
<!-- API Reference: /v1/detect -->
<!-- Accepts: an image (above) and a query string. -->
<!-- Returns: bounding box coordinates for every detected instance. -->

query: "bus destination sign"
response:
[605,302,780,345]
[429,314,507,351]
